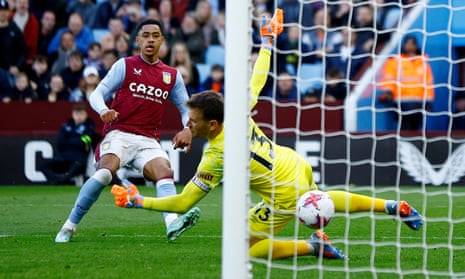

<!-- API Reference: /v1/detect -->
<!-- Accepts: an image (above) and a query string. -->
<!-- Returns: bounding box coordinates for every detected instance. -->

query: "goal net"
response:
[224,0,465,278]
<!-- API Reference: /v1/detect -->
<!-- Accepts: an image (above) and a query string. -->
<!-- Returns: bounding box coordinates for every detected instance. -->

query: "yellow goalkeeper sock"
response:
[327,190,386,213]
[249,239,311,260]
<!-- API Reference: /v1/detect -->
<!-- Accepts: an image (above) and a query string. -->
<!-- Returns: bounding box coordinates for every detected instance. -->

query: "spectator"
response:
[66,0,97,28]
[145,0,190,23]
[100,48,118,77]
[279,0,315,27]
[158,0,180,48]
[328,0,351,27]
[277,25,313,74]
[323,67,348,102]
[48,73,69,102]
[40,103,96,185]
[83,42,104,75]
[193,0,214,47]
[169,41,200,91]
[199,64,224,94]
[452,92,465,131]
[253,0,273,15]
[378,35,434,131]
[37,10,56,56]
[47,12,94,55]
[29,0,67,29]
[99,16,130,51]
[0,68,13,101]
[27,54,51,100]
[3,71,37,103]
[176,64,197,96]
[376,0,402,30]
[157,40,169,63]
[70,65,100,102]
[303,7,342,63]
[303,67,348,102]
[209,9,225,47]
[12,0,39,66]
[175,11,206,63]
[114,34,130,58]
[91,0,125,29]
[50,31,77,74]
[267,70,298,101]
[0,0,27,76]
[122,0,145,47]
[353,3,377,53]
[325,26,368,81]
[60,50,85,94]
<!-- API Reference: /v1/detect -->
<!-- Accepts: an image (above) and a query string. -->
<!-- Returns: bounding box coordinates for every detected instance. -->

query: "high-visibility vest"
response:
[379,54,434,102]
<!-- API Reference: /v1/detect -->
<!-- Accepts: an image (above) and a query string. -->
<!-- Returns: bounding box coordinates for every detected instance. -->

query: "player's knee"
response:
[93,168,113,185]
[144,160,173,181]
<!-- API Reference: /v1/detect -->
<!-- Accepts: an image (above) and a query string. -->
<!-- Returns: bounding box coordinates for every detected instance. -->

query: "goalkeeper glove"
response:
[260,8,284,51]
[111,185,144,208]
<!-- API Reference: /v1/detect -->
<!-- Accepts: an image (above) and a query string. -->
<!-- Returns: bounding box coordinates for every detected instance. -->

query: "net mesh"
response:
[247,0,465,277]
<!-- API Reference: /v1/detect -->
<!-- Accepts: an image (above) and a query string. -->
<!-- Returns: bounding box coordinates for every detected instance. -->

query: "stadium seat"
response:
[92,28,110,43]
[205,45,225,66]
[298,63,324,94]
[196,63,211,84]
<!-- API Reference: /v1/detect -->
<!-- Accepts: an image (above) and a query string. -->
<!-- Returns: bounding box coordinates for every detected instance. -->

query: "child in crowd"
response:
[69,66,100,102]
[2,72,37,103]
[199,64,224,94]
[48,74,69,102]
[27,55,51,100]
[84,42,104,77]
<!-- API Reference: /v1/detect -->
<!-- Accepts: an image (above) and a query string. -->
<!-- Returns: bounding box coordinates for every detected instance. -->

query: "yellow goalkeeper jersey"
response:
[189,48,316,211]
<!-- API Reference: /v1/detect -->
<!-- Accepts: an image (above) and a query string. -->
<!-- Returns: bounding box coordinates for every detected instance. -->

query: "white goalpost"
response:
[222,1,252,279]
[224,0,465,278]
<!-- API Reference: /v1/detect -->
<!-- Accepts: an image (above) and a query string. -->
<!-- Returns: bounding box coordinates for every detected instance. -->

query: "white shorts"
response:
[99,130,169,171]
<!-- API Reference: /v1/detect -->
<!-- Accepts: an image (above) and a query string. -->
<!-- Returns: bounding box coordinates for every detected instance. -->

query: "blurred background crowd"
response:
[0,0,422,105]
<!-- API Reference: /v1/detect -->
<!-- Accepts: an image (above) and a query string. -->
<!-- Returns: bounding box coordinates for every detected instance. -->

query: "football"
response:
[296,190,335,228]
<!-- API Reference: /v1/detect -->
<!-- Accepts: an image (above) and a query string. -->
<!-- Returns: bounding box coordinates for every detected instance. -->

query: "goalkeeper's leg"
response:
[249,231,346,260]
[327,190,423,230]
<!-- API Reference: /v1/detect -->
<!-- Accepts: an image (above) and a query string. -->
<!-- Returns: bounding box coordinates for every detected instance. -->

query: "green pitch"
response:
[1,185,464,279]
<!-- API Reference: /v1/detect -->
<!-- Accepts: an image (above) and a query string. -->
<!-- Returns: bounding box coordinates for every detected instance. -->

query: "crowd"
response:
[1,0,456,131]
[0,0,229,103]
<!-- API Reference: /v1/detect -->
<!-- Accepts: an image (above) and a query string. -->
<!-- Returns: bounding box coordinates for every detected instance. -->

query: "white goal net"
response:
[224,0,465,278]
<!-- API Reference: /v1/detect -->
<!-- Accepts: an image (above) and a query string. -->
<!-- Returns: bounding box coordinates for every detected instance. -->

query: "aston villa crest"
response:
[162,72,171,84]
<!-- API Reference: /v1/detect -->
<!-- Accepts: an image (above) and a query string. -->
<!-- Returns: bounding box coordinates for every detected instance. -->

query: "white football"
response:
[296,190,335,228]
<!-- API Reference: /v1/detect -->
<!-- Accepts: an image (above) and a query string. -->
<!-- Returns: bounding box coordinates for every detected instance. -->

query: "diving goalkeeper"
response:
[111,9,423,260]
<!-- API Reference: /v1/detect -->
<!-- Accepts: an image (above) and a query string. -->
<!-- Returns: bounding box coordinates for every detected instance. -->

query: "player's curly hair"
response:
[186,91,224,123]
[136,19,164,36]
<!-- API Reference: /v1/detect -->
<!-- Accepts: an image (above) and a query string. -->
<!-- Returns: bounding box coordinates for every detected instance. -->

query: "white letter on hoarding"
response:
[295,140,321,182]
[24,141,53,182]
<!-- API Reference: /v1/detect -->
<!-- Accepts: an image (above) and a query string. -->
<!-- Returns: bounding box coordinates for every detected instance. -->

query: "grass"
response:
[1,185,465,279]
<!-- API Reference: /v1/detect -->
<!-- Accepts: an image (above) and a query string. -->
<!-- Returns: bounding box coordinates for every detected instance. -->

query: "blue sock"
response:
[68,177,106,224]
[156,179,178,227]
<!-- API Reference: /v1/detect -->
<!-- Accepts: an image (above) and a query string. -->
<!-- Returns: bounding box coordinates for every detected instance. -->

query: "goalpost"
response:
[224,0,465,278]
[222,1,252,279]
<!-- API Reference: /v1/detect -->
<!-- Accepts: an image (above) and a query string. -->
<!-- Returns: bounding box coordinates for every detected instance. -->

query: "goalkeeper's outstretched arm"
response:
[249,9,283,110]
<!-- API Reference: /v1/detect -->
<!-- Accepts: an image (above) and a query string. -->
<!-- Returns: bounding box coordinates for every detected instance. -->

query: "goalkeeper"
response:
[111,9,423,260]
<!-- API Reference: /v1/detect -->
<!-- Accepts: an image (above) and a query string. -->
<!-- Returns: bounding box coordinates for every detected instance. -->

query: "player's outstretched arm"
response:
[111,182,207,214]
[250,9,283,109]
